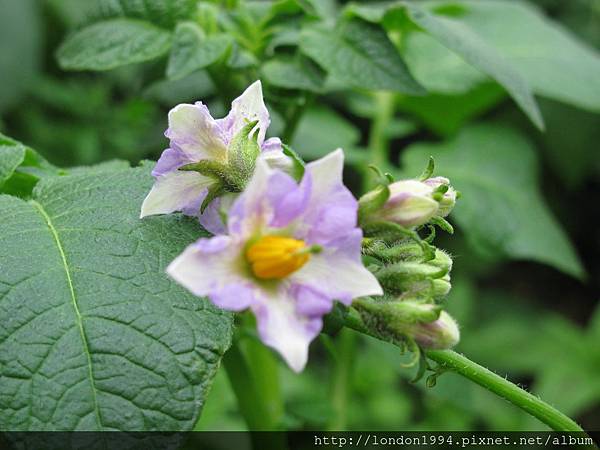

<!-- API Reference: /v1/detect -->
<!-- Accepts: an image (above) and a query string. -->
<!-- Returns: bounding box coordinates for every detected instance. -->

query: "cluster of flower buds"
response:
[140,80,461,373]
[349,161,460,360]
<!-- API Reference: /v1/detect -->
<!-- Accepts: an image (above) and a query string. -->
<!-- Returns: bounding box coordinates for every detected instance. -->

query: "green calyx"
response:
[178,120,261,209]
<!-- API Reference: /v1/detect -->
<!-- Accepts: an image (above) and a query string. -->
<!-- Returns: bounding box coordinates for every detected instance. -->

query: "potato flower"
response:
[167,150,383,371]
[140,80,288,223]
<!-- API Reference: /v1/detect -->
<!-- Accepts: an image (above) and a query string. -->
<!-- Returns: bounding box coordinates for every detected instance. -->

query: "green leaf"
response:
[262,56,325,93]
[0,134,57,197]
[290,106,360,160]
[400,124,584,278]
[95,0,196,28]
[391,1,600,112]
[402,3,544,130]
[57,19,172,71]
[397,82,506,136]
[167,23,232,81]
[452,0,600,113]
[0,165,233,430]
[299,19,425,94]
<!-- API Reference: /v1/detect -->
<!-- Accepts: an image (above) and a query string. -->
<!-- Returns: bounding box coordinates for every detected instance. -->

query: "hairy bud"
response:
[410,311,460,349]
[353,298,459,349]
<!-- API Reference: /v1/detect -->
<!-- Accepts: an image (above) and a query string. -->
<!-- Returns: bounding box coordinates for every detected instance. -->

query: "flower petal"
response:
[166,236,253,311]
[165,102,227,162]
[290,284,335,317]
[227,159,273,236]
[198,194,236,235]
[152,145,192,177]
[260,137,294,173]
[140,171,212,218]
[299,149,358,243]
[252,286,322,372]
[291,229,383,303]
[218,80,270,146]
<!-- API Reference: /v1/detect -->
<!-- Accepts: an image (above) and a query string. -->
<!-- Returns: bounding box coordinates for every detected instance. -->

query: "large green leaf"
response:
[95,0,196,28]
[166,23,232,81]
[453,0,600,113]
[400,124,584,279]
[0,165,233,430]
[57,19,172,71]
[299,19,425,94]
[290,106,360,160]
[347,2,543,129]
[262,56,325,93]
[402,3,544,130]
[383,0,600,112]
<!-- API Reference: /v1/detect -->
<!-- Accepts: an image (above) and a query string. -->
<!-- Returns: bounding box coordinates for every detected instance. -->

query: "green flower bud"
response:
[353,299,459,349]
[431,274,451,298]
[374,248,452,297]
[424,176,457,218]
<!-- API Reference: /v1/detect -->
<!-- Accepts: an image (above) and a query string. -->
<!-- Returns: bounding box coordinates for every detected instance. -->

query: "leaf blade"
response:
[57,19,172,71]
[300,19,425,94]
[0,165,233,430]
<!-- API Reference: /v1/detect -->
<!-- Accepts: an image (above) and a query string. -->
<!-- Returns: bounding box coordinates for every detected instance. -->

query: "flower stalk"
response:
[344,308,587,433]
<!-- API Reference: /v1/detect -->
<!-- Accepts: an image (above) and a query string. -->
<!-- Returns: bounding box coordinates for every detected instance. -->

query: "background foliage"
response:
[0,0,598,432]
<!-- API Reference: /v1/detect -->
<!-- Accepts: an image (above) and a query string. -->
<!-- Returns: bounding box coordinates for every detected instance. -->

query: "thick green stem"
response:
[344,308,586,433]
[223,339,287,450]
[281,94,311,144]
[364,91,396,192]
[328,329,356,431]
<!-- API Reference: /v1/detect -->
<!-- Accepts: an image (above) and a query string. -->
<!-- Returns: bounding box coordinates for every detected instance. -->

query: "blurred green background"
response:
[1,0,598,431]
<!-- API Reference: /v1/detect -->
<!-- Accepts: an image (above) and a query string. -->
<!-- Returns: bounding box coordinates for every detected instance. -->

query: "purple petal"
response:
[165,102,227,161]
[198,197,228,235]
[167,235,252,309]
[267,171,311,228]
[295,149,358,244]
[216,81,270,146]
[140,171,211,218]
[152,145,192,177]
[251,286,322,372]
[291,229,382,304]
[211,282,256,311]
[262,137,282,153]
[290,284,334,317]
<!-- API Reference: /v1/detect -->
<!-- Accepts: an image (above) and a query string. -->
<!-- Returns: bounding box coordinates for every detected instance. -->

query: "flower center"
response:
[246,235,320,280]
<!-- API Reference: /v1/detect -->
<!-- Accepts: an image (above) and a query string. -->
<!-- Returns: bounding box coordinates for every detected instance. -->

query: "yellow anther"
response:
[246,235,311,280]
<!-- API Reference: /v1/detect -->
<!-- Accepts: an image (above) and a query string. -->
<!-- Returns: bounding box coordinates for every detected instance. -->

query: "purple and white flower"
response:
[140,80,289,223]
[166,150,383,372]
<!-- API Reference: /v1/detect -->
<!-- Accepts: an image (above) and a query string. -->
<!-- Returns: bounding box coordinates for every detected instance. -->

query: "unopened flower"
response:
[354,298,459,349]
[375,180,439,227]
[140,80,290,224]
[410,311,459,349]
[167,150,382,372]
[423,176,457,218]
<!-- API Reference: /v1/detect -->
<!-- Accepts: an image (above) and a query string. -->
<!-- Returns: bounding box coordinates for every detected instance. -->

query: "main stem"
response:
[344,309,585,433]
[365,91,396,192]
[328,329,356,431]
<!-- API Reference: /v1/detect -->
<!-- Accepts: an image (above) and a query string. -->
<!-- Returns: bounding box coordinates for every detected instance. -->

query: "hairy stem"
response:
[344,307,586,433]
[426,350,585,433]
